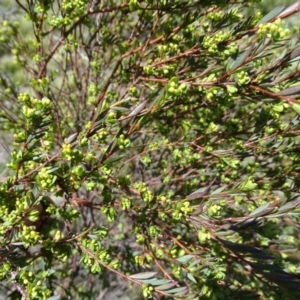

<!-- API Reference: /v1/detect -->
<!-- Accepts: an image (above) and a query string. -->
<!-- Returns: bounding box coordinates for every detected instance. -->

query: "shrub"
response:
[1,0,300,299]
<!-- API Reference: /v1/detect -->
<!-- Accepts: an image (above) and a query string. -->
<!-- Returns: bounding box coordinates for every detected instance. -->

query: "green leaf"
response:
[249,202,276,218]
[277,199,300,213]
[103,155,124,165]
[165,286,188,294]
[176,254,194,263]
[127,100,148,117]
[110,106,129,112]
[129,272,157,280]
[257,6,285,25]
[46,296,60,300]
[278,85,300,96]
[219,239,274,260]
[64,132,78,144]
[226,45,253,71]
[289,47,300,62]
[189,258,203,268]
[139,279,173,286]
[187,272,197,283]
[156,282,178,291]
[291,103,300,114]
[211,185,228,195]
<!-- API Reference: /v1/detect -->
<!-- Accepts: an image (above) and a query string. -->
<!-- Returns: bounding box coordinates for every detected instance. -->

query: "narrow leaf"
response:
[277,199,300,213]
[292,103,300,115]
[257,6,285,25]
[127,100,148,117]
[220,239,274,260]
[211,185,227,195]
[156,282,178,291]
[187,273,197,283]
[289,55,300,64]
[290,47,300,60]
[103,155,124,165]
[227,45,253,71]
[111,106,129,112]
[187,187,207,200]
[64,132,78,144]
[46,296,60,300]
[165,286,187,294]
[249,202,276,218]
[138,279,171,286]
[129,272,157,280]
[176,255,194,263]
[187,179,216,200]
[278,85,300,96]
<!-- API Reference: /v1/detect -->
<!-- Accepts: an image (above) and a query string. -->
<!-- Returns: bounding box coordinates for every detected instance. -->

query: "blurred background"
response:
[258,0,299,26]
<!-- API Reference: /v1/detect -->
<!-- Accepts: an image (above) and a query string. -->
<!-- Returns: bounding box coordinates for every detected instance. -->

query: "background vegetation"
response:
[1,0,300,299]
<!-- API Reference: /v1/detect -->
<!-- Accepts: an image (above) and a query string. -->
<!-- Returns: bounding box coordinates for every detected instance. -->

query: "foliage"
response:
[1,0,300,299]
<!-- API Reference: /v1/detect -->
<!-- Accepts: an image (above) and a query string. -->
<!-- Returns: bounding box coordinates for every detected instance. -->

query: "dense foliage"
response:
[1,0,300,299]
